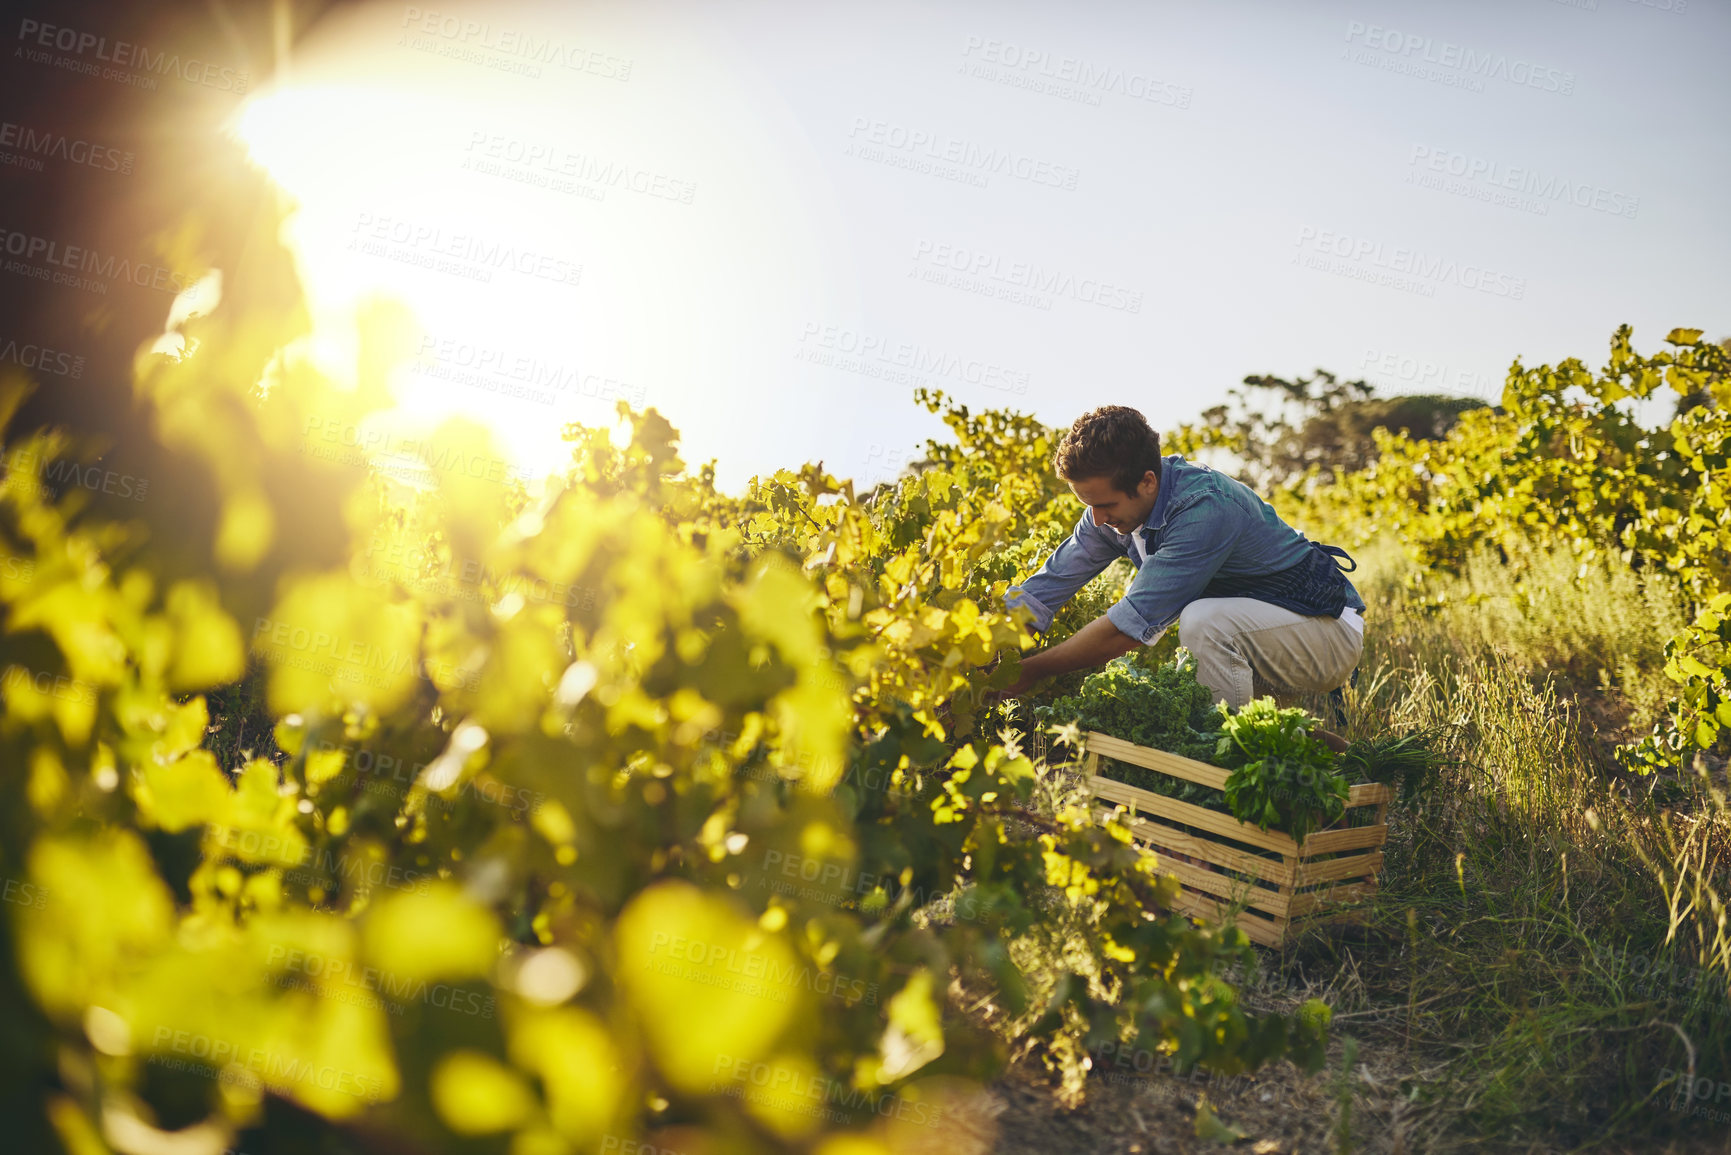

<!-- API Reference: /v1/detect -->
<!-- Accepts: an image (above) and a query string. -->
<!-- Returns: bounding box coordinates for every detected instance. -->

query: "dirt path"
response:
[937,1047,1730,1155]
[943,1026,1731,1155]
[977,1030,1418,1155]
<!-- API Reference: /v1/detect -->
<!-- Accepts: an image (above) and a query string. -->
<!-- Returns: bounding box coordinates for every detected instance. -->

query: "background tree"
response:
[1179,369,1486,491]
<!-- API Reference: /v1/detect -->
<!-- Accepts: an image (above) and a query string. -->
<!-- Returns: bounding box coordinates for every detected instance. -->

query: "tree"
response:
[1182,369,1485,491]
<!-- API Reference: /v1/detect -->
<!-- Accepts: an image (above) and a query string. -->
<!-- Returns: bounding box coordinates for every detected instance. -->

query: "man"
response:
[999,405,1364,749]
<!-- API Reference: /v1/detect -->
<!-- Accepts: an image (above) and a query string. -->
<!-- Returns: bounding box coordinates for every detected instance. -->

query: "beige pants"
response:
[1176,597,1363,710]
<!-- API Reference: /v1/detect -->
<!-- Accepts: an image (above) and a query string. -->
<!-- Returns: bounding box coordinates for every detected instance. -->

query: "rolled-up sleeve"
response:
[1004,514,1122,633]
[1108,504,1244,644]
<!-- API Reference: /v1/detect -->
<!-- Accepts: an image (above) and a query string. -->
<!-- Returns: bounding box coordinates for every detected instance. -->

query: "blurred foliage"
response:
[0,212,1329,1155]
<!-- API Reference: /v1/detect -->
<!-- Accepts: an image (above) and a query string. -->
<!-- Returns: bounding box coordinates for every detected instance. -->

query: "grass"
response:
[995,529,1731,1150]
[1385,535,1693,744]
[1269,532,1731,1151]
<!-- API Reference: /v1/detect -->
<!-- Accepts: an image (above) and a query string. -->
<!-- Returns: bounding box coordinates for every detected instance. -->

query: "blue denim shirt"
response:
[1005,454,1366,644]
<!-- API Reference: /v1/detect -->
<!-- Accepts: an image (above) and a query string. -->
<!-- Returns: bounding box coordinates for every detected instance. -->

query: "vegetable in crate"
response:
[1215,699,1349,844]
[1339,730,1452,802]
[1033,653,1228,807]
[1036,654,1357,840]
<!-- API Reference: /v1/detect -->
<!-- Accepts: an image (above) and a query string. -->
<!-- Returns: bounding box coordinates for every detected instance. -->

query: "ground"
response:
[897,1003,1731,1155]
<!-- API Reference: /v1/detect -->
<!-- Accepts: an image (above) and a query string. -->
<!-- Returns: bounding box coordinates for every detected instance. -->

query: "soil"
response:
[958,959,1429,1155]
[966,1047,1731,1155]
[921,1004,1731,1155]
[924,914,1731,1155]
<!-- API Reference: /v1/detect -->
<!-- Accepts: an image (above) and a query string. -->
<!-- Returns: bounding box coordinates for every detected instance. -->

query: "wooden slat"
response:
[1293,850,1383,886]
[1299,823,1388,855]
[1167,886,1285,935]
[1084,733,1230,790]
[1154,859,1290,917]
[1287,879,1378,919]
[1179,884,1370,943]
[1090,779,1300,855]
[1079,733,1393,946]
[1098,808,1297,886]
[1090,733,1391,809]
[1167,890,1287,948]
[1347,782,1393,806]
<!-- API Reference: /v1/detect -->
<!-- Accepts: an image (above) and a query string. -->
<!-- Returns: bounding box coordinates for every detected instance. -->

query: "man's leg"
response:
[1177,597,1363,712]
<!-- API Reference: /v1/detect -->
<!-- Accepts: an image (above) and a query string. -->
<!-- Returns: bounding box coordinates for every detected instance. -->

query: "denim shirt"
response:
[1005,454,1367,644]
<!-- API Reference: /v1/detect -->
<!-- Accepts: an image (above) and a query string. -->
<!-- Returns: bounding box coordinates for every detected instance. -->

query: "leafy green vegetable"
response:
[1339,729,1452,802]
[1038,652,1357,841]
[1033,653,1228,809]
[1215,699,1348,843]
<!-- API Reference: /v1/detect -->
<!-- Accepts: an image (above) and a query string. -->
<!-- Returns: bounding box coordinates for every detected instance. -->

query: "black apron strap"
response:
[1314,542,1357,573]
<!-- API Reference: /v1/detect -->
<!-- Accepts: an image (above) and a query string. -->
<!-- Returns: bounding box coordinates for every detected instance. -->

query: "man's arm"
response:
[1001,498,1245,697]
[1102,502,1244,644]
[1000,614,1140,696]
[1004,513,1124,634]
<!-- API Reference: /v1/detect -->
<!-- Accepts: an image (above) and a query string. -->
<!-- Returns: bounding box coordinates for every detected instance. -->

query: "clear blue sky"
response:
[244,0,1729,491]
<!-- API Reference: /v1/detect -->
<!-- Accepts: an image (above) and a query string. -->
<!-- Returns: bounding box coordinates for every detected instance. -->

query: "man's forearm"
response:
[1007,614,1141,693]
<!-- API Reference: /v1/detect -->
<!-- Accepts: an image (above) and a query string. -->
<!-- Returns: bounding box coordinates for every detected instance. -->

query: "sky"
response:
[231,0,1729,492]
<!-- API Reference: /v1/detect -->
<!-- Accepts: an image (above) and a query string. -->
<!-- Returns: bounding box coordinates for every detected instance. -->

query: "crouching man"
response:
[998,405,1364,749]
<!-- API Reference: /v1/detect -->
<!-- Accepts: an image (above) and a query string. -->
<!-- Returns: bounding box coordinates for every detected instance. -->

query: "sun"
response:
[229,80,653,495]
[223,0,849,494]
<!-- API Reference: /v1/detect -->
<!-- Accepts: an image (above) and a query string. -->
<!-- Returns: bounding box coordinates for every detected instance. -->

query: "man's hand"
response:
[994,614,1142,699]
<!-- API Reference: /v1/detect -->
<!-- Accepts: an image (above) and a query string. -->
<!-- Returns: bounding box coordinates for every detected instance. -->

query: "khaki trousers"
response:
[1175,597,1363,710]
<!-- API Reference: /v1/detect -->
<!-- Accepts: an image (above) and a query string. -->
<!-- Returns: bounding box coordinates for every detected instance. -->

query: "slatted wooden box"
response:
[1080,731,1391,947]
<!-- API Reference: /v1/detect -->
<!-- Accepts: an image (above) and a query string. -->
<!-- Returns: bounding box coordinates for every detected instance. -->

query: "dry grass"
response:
[998,529,1731,1152]
[1272,532,1731,1152]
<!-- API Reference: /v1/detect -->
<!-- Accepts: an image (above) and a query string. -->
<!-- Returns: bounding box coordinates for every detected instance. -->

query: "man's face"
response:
[1068,471,1159,534]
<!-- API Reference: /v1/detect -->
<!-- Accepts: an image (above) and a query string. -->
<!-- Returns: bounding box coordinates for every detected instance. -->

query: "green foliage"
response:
[1337,731,1451,804]
[1034,652,1225,760]
[1034,654,1355,841]
[1215,699,1348,843]
[1201,326,1731,781]
[1310,552,1731,1149]
[1619,591,1731,774]
[1233,323,1731,1081]
[0,220,1331,1154]
[1265,327,1731,592]
[1032,654,1225,806]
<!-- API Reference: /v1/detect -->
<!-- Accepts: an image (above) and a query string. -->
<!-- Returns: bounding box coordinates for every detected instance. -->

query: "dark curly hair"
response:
[1054,406,1162,495]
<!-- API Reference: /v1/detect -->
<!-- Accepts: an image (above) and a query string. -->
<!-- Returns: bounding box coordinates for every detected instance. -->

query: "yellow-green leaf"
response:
[614,881,798,1092]
[877,969,944,1082]
[140,749,230,832]
[214,488,276,572]
[508,1006,624,1142]
[164,580,245,691]
[363,882,500,984]
[431,1050,536,1134]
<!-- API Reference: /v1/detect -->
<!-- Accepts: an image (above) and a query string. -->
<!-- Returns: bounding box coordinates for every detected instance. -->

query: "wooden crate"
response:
[1080,731,1391,947]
